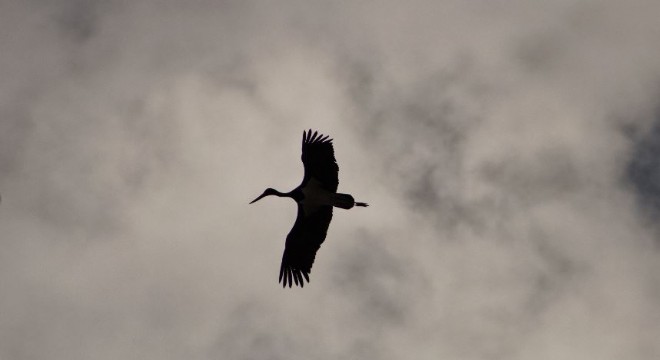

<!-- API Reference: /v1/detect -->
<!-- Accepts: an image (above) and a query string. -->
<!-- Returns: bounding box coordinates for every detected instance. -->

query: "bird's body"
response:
[250,130,368,288]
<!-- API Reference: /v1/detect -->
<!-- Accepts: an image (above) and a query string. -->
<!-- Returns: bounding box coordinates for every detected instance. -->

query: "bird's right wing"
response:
[279,204,333,288]
[301,129,339,192]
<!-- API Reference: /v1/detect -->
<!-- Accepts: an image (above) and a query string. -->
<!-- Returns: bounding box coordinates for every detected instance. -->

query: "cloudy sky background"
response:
[1,0,660,359]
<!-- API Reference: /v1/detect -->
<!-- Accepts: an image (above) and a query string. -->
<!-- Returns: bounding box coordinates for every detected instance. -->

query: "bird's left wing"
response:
[279,204,333,288]
[301,129,339,192]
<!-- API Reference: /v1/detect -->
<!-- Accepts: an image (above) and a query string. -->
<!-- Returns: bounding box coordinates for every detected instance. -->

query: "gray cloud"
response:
[628,116,660,221]
[1,1,660,359]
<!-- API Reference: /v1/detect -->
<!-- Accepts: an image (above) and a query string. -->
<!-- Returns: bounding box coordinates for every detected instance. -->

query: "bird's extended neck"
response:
[272,189,290,197]
[271,188,300,201]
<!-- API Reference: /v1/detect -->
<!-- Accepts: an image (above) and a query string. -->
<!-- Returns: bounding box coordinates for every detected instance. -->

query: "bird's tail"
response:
[332,193,369,209]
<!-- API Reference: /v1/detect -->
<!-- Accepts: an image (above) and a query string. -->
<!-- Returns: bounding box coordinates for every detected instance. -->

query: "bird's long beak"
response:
[249,192,267,204]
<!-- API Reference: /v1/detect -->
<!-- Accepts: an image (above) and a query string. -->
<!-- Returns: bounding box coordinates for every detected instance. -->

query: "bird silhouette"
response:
[250,130,368,288]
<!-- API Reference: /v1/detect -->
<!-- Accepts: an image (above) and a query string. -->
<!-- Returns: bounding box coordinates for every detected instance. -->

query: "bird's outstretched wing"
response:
[301,129,338,192]
[279,204,333,288]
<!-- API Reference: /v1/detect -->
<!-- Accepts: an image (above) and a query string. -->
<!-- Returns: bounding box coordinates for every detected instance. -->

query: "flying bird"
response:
[250,130,368,288]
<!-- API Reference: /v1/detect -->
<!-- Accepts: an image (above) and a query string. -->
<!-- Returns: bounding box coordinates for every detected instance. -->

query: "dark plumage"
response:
[250,130,368,288]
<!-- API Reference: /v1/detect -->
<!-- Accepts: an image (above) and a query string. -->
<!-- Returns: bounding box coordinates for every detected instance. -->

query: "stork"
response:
[250,129,368,288]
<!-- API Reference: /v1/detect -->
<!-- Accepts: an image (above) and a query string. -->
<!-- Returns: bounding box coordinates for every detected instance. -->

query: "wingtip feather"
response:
[278,264,313,289]
[303,129,336,145]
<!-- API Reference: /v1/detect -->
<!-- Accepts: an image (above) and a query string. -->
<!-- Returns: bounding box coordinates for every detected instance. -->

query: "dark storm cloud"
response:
[333,234,422,326]
[54,0,99,42]
[628,114,660,220]
[2,1,660,359]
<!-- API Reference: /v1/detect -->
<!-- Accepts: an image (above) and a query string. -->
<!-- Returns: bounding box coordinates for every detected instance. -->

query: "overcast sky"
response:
[1,0,660,359]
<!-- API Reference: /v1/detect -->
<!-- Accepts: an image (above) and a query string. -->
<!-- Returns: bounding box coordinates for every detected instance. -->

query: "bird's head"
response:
[250,188,278,204]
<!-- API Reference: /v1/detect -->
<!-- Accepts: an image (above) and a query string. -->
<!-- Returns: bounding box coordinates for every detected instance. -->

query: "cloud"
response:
[628,116,660,221]
[1,0,660,359]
